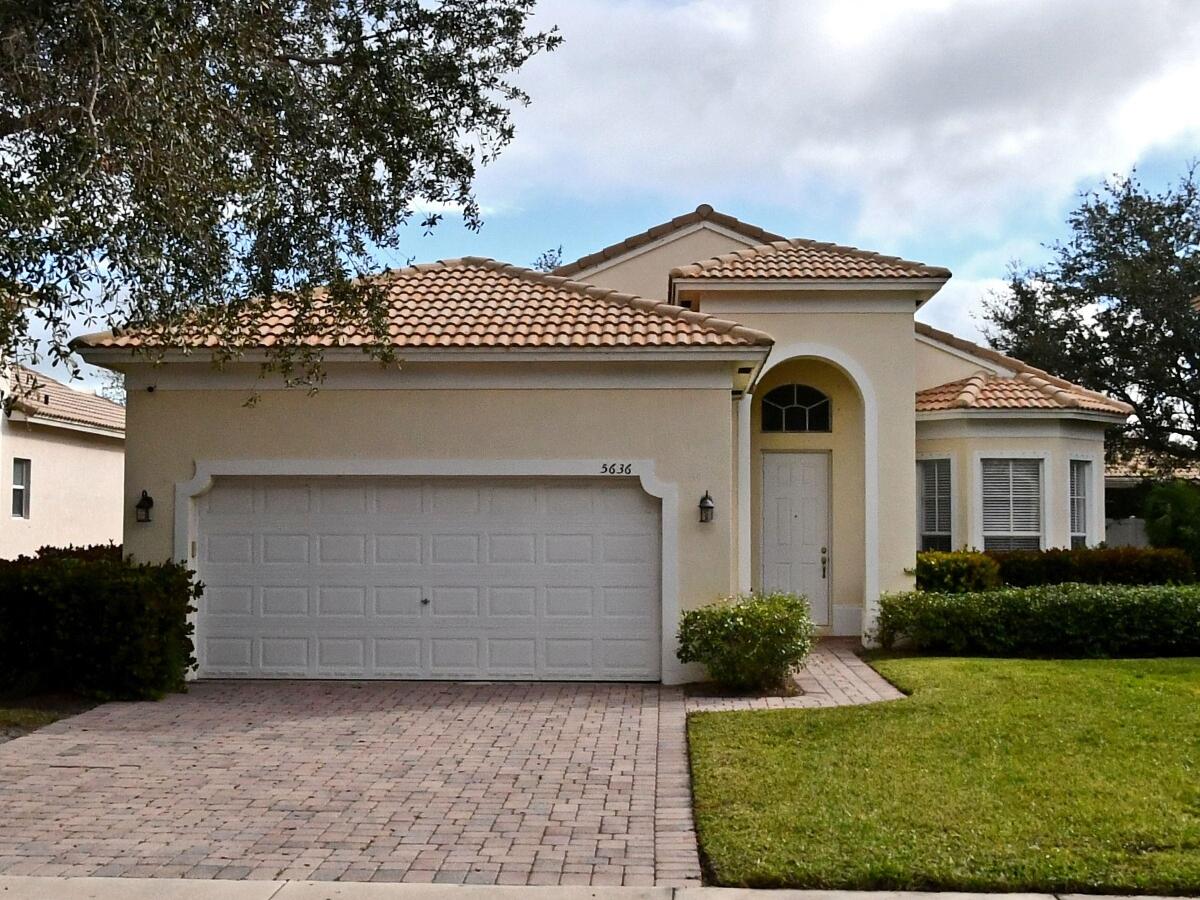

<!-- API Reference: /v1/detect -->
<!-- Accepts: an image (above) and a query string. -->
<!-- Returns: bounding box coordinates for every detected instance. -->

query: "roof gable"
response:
[76,258,774,352]
[671,238,951,281]
[552,204,785,278]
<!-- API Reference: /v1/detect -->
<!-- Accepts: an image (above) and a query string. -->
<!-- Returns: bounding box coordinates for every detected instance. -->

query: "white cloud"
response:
[483,0,1200,242]
[917,276,1009,345]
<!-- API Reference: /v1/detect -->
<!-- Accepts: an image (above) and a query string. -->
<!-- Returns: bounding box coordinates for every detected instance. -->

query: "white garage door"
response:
[195,476,662,680]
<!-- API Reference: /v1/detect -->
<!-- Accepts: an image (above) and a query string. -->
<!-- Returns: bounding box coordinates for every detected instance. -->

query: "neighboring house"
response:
[1104,453,1200,547]
[74,205,1130,683]
[1,366,125,558]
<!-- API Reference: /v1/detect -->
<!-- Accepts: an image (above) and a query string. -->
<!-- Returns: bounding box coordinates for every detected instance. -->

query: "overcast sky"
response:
[54,0,1200,390]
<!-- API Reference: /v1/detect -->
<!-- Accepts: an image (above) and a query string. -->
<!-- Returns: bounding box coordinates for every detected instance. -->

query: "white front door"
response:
[761,452,830,626]
[195,475,662,680]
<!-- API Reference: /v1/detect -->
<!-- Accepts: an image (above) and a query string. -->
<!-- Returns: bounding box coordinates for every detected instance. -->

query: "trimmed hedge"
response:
[678,592,815,691]
[0,550,199,699]
[914,551,1001,593]
[913,547,1194,592]
[990,546,1194,587]
[877,583,1200,657]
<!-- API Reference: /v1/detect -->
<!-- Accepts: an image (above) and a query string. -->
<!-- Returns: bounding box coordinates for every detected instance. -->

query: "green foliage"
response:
[0,552,199,700]
[982,166,1200,460]
[689,656,1200,892]
[34,542,123,562]
[677,592,815,692]
[0,1,560,383]
[914,547,1193,592]
[913,551,1000,592]
[1145,479,1200,566]
[877,583,1200,657]
[988,545,1194,586]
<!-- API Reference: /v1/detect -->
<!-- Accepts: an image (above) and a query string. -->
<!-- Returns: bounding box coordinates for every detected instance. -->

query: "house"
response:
[1104,452,1200,547]
[73,205,1130,683]
[1,365,125,558]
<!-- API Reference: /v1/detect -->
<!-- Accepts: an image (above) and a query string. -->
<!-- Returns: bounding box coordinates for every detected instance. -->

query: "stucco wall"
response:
[698,298,920,634]
[570,226,756,299]
[751,358,865,631]
[914,332,1008,390]
[916,418,1109,549]
[0,418,124,558]
[120,365,736,631]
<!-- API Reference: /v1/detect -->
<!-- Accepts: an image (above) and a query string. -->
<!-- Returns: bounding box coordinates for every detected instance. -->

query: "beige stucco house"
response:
[75,205,1130,684]
[1,366,125,557]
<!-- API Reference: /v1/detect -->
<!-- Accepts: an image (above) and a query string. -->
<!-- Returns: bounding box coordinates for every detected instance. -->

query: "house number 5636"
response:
[601,462,633,475]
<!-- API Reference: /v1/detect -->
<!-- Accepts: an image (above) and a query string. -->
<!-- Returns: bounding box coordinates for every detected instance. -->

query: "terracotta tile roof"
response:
[1106,451,1200,481]
[916,369,1128,415]
[6,366,125,434]
[914,321,1132,417]
[75,258,774,351]
[552,204,786,278]
[670,239,951,281]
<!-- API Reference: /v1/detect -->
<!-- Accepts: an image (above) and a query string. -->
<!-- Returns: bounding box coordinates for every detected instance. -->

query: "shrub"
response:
[0,553,199,700]
[877,583,1200,657]
[1145,480,1200,567]
[677,592,815,692]
[988,546,1193,587]
[914,551,1001,592]
[35,542,123,562]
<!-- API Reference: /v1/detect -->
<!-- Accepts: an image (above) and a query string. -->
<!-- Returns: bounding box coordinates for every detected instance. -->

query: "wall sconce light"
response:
[135,490,154,523]
[699,491,715,523]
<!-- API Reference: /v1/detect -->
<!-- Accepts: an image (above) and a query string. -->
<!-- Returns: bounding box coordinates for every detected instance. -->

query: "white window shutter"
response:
[981,458,1041,550]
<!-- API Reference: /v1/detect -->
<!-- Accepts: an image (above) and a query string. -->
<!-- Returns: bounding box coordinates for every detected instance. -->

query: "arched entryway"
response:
[740,346,877,637]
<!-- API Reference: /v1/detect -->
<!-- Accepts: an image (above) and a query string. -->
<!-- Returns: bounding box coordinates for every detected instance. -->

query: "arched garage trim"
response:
[175,458,683,682]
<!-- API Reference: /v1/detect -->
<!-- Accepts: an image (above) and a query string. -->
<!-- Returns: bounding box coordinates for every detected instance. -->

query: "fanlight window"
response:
[761,384,831,433]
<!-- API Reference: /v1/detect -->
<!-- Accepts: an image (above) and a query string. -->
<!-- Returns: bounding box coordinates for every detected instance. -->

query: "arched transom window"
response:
[761,384,831,433]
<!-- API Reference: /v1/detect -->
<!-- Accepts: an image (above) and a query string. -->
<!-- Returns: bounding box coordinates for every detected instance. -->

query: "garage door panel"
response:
[197,476,661,680]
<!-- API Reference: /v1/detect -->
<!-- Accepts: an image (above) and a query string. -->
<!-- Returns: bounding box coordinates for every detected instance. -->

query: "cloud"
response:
[918,276,1009,344]
[482,0,1200,242]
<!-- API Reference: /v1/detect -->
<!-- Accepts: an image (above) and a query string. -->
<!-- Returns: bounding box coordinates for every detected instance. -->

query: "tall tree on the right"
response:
[984,166,1200,463]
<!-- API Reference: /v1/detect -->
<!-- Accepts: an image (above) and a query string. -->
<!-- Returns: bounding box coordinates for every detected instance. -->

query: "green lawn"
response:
[689,656,1200,893]
[0,694,93,743]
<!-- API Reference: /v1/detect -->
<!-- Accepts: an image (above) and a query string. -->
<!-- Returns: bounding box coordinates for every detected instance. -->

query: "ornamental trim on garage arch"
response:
[760,384,831,433]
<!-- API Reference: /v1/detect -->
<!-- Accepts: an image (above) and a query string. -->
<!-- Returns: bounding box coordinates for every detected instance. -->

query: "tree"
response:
[532,245,563,272]
[0,1,560,384]
[98,369,125,406]
[983,167,1200,462]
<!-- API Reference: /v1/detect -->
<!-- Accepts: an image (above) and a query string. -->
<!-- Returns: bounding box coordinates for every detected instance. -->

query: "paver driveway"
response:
[0,681,698,886]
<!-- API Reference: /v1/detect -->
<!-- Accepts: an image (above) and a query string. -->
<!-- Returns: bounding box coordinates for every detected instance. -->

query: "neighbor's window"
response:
[1070,459,1090,549]
[918,458,952,551]
[981,458,1041,550]
[11,458,30,519]
[761,384,831,432]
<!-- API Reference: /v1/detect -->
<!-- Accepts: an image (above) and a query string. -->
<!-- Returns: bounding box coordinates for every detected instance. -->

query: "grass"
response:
[688,655,1200,893]
[0,693,94,742]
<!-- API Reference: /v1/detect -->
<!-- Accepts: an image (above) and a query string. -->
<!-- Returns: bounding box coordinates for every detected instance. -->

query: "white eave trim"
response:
[916,408,1126,425]
[7,410,124,439]
[76,344,772,366]
[671,276,949,293]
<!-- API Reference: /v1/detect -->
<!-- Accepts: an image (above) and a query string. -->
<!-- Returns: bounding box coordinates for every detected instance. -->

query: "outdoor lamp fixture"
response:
[698,491,715,523]
[135,490,154,524]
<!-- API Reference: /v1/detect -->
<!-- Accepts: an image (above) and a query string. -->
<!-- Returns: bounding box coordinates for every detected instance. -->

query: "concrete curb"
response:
[0,878,1194,899]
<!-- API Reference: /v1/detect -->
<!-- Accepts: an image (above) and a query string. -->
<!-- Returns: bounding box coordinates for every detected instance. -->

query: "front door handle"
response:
[821,554,827,579]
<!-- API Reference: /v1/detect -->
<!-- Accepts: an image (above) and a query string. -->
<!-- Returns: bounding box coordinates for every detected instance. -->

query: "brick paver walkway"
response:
[0,681,696,887]
[684,638,905,713]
